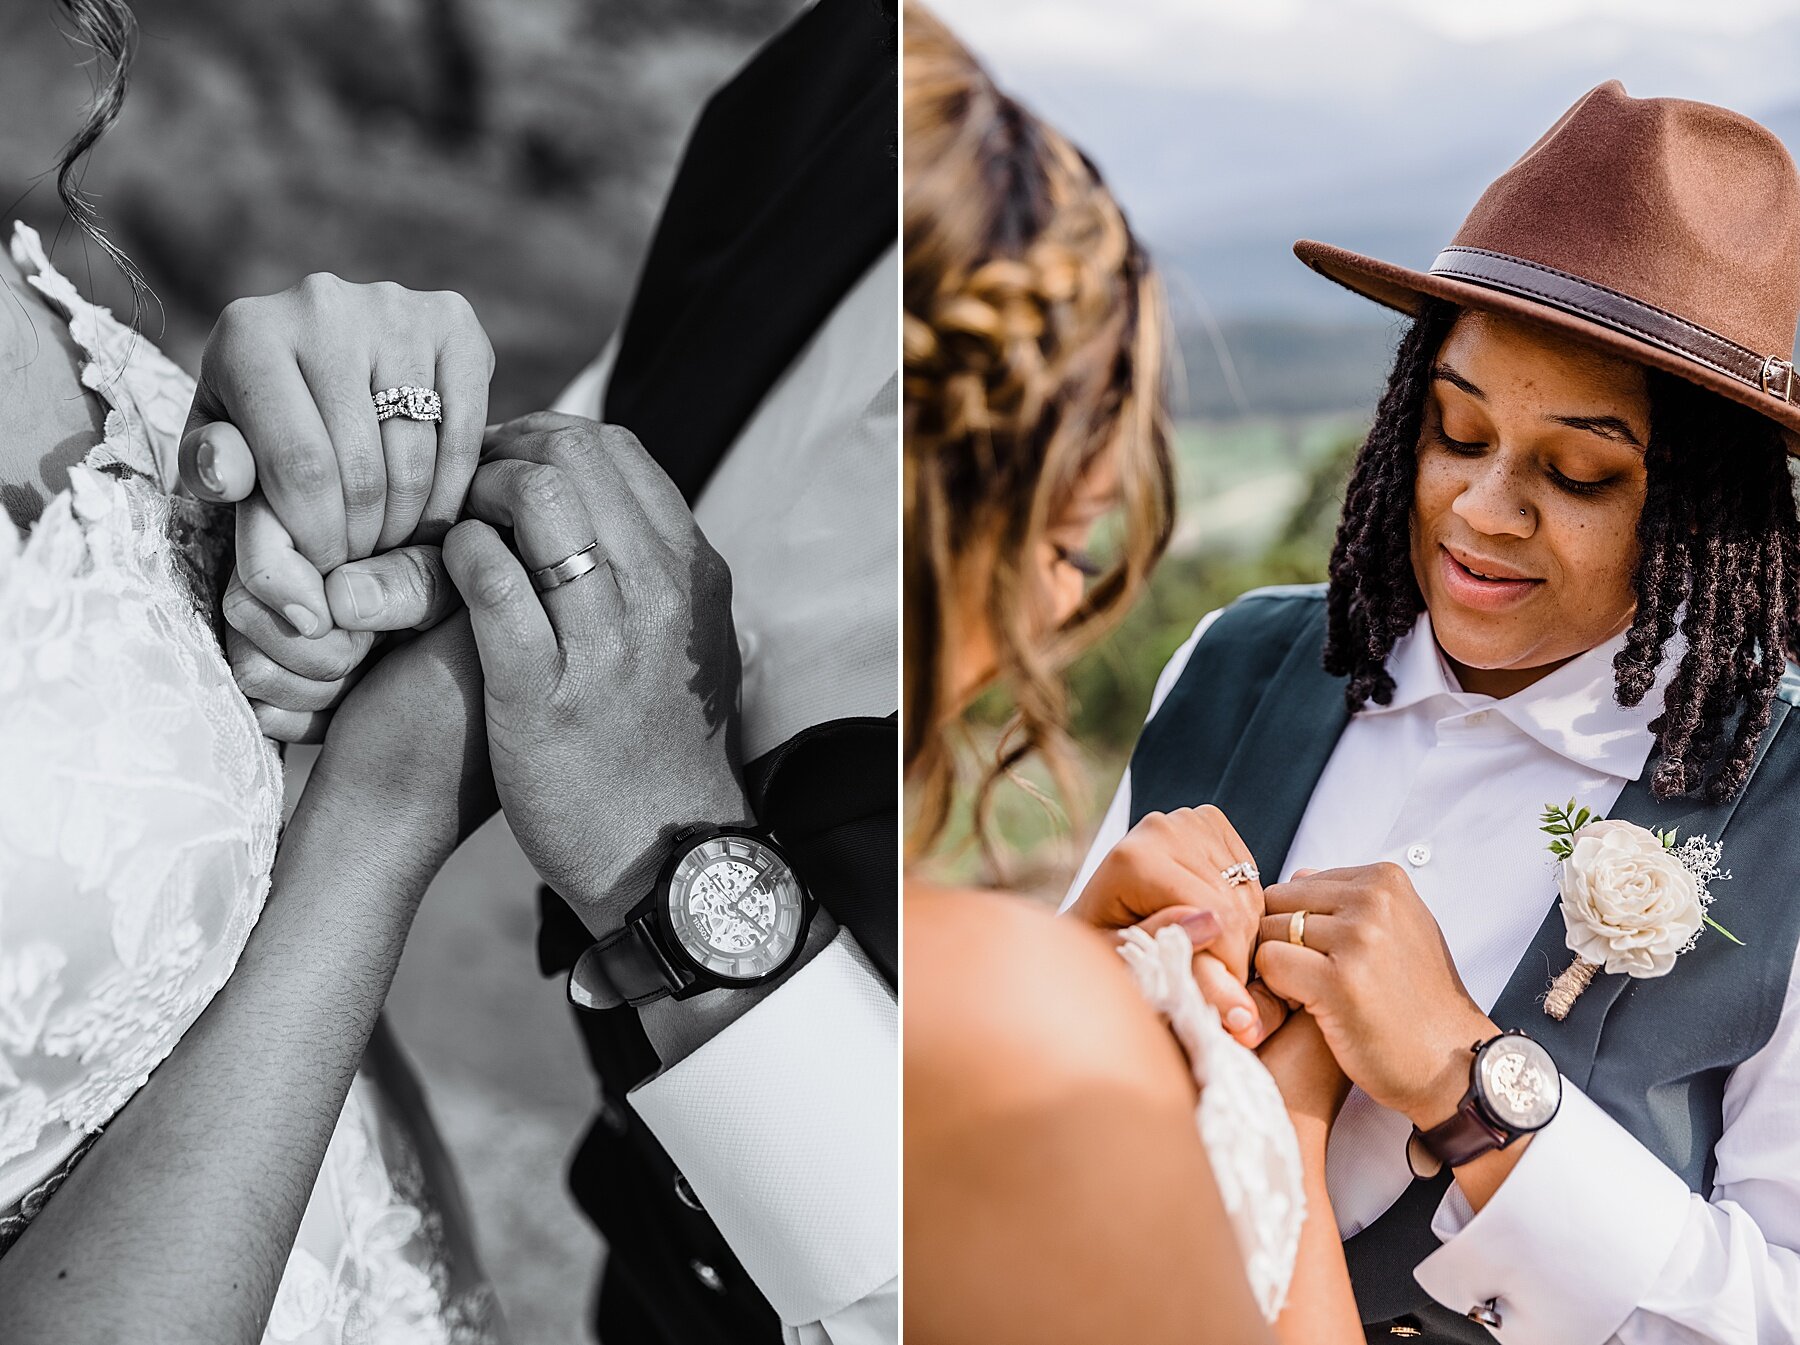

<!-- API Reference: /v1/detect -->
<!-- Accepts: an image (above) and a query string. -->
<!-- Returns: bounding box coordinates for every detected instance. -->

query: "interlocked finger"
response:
[1259,909,1343,955]
[464,458,621,652]
[227,629,361,713]
[223,574,374,682]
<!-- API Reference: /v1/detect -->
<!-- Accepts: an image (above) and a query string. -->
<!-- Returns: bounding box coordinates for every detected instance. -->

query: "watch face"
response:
[665,834,806,983]
[1476,1035,1561,1132]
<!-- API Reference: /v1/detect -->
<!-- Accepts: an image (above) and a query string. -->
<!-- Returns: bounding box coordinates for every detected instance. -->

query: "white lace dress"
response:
[1117,925,1306,1322]
[0,223,500,1343]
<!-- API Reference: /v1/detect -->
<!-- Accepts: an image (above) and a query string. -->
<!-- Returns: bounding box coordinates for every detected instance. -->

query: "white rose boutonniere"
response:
[1539,802,1741,1019]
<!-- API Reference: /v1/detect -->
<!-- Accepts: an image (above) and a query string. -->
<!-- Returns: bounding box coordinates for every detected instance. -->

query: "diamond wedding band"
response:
[530,542,605,593]
[1221,861,1259,887]
[373,385,443,423]
[1288,909,1308,949]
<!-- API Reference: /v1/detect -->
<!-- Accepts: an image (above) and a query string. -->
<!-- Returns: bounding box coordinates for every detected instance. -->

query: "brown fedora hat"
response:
[1295,81,1800,443]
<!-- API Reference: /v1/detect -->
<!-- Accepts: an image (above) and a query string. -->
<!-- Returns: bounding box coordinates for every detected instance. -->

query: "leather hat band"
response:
[1428,245,1796,403]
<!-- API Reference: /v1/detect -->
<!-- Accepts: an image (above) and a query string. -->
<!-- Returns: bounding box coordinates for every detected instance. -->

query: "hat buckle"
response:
[1760,355,1794,403]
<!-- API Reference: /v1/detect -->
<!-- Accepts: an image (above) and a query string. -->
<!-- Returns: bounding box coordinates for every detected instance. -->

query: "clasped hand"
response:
[188,280,748,937]
[1074,809,1496,1130]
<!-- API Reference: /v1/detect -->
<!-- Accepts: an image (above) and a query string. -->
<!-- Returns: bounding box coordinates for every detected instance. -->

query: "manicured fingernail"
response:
[1178,910,1220,939]
[1226,1007,1254,1032]
[283,603,321,637]
[195,440,222,494]
[341,571,382,622]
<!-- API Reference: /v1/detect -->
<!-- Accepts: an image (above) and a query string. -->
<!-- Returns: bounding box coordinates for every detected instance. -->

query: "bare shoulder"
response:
[904,882,1269,1345]
[905,881,1192,1119]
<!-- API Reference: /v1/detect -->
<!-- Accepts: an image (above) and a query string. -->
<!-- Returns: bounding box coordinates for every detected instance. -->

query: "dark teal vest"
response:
[1128,585,1800,1342]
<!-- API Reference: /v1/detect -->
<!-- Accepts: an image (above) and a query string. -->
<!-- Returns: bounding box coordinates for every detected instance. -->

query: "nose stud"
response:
[1520,508,1528,517]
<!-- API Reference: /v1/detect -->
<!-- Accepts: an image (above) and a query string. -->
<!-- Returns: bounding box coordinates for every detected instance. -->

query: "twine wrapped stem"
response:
[1544,955,1600,1020]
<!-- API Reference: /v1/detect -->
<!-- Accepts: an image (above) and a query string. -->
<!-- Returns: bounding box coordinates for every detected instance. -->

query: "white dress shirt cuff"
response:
[1413,1083,1692,1344]
[628,930,898,1326]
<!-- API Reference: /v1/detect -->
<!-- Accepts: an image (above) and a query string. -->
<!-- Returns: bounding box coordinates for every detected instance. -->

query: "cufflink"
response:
[1467,1299,1502,1328]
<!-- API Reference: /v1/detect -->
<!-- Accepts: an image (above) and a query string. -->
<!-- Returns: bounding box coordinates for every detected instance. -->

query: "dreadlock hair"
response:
[1325,297,1800,804]
[49,0,149,327]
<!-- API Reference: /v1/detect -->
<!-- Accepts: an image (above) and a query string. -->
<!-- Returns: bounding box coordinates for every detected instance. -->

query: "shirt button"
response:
[1467,709,1490,725]
[1406,843,1431,867]
[690,1260,726,1294]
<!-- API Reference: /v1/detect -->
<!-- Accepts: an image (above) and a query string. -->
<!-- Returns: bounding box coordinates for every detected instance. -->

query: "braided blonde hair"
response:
[904,2,1174,863]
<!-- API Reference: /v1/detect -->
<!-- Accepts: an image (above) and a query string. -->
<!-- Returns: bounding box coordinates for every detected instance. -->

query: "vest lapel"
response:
[1211,603,1352,878]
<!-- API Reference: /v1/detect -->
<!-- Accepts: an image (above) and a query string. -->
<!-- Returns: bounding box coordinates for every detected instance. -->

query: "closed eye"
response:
[1053,543,1105,578]
[1432,428,1485,455]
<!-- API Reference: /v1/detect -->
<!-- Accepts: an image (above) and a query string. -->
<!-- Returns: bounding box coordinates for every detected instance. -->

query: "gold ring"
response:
[1288,909,1308,949]
[529,542,604,593]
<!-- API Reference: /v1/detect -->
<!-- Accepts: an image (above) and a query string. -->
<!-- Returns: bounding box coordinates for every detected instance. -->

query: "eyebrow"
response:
[1431,362,1645,450]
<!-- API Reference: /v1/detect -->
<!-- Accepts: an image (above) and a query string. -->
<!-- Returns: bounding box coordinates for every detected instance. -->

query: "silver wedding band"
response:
[1221,860,1259,887]
[1288,909,1308,949]
[373,385,443,424]
[530,542,605,593]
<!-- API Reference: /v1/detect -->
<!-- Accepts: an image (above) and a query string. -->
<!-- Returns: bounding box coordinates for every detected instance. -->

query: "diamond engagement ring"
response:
[373,386,443,423]
[530,542,605,593]
[1221,860,1260,887]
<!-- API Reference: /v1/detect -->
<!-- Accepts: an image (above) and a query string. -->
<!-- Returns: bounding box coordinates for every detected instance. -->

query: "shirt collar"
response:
[1367,612,1680,781]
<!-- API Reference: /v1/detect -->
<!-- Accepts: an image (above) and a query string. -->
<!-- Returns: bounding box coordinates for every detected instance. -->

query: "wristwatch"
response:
[568,825,814,1010]
[1408,1029,1562,1175]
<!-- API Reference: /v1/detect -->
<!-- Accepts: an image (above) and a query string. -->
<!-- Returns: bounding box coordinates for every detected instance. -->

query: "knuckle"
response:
[472,568,524,610]
[212,295,266,344]
[516,464,570,515]
[340,463,385,516]
[541,423,597,468]
[295,271,348,306]
[267,437,336,497]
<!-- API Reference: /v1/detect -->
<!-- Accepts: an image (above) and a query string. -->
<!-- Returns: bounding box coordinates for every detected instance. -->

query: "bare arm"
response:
[1261,1013,1362,1345]
[0,616,492,1341]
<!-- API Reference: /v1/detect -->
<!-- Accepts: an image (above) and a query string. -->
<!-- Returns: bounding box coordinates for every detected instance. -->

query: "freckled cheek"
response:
[1543,500,1643,624]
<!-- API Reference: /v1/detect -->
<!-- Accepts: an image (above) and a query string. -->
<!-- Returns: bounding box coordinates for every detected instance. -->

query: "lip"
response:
[1437,544,1544,612]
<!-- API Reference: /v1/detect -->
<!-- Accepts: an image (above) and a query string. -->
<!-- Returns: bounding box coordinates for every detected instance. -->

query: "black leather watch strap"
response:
[568,914,689,1010]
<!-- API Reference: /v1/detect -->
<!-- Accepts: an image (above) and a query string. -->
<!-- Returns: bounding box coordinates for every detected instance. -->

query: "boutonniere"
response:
[1537,801,1741,1020]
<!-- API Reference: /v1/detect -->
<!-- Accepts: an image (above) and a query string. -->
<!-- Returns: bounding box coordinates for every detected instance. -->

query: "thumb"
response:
[179,421,257,503]
[325,545,460,632]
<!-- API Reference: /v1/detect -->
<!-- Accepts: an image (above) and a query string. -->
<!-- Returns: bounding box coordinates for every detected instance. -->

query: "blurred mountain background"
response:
[0,0,804,415]
[927,0,1800,888]
[2,3,806,1340]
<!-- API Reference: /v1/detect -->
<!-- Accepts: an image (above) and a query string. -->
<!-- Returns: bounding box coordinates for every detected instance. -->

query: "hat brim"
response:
[1294,239,1800,446]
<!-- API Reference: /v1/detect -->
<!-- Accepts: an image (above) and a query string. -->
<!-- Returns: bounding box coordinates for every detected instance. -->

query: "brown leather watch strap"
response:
[1414,1091,1511,1170]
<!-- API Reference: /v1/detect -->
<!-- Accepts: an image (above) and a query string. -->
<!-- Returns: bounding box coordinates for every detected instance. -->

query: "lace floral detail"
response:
[266,1080,500,1345]
[1118,925,1306,1322]
[0,223,500,1343]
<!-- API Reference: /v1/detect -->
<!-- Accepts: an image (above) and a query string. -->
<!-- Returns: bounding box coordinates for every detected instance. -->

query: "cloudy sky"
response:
[931,0,1800,321]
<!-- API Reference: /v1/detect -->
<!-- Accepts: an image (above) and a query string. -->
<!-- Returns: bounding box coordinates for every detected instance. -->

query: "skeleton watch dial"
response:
[1476,1033,1560,1131]
[665,834,806,982]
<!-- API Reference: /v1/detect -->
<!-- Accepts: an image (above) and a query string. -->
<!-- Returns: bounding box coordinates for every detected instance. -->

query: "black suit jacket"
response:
[535,4,896,1341]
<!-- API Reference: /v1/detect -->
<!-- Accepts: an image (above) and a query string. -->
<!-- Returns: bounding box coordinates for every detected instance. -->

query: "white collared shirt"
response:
[1071,601,1800,1343]
[553,246,899,1345]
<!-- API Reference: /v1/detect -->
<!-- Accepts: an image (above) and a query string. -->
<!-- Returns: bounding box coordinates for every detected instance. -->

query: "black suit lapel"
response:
[602,0,896,502]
